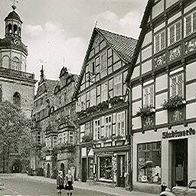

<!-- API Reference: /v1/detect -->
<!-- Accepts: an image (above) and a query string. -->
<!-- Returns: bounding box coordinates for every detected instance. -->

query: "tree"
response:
[0,101,33,173]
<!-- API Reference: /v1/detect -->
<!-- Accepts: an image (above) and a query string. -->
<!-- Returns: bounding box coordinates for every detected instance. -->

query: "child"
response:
[56,170,64,195]
[64,169,74,196]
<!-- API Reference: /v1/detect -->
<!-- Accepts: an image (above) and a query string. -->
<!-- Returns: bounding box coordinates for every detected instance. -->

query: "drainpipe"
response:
[127,85,133,191]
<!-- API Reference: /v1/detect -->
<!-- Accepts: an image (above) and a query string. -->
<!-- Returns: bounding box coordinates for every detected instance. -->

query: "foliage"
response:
[35,167,44,176]
[110,96,124,106]
[27,168,34,176]
[162,95,186,110]
[82,134,93,143]
[137,105,155,117]
[0,101,33,172]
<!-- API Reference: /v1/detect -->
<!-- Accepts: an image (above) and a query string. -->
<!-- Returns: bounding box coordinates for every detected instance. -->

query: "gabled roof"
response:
[126,0,154,84]
[73,27,137,99]
[96,28,137,63]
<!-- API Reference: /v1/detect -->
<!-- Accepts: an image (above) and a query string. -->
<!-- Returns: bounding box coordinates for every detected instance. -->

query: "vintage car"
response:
[160,180,196,196]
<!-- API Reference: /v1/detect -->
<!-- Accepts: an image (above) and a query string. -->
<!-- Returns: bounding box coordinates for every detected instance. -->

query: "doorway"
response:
[60,163,65,177]
[12,160,22,173]
[117,155,125,187]
[171,139,188,187]
[81,158,87,182]
[47,163,50,178]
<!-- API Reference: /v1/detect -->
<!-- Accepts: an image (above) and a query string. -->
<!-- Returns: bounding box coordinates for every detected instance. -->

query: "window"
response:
[116,111,125,136]
[81,94,86,110]
[13,92,21,107]
[114,74,122,96]
[90,88,96,106]
[105,116,112,138]
[69,132,74,144]
[168,21,182,46]
[99,157,112,180]
[143,84,154,107]
[138,142,161,184]
[100,52,107,72]
[184,11,196,37]
[85,122,91,135]
[101,82,108,102]
[2,56,10,68]
[96,85,101,105]
[108,78,114,99]
[154,30,166,53]
[170,72,184,97]
[94,119,101,140]
[86,91,90,108]
[12,57,21,71]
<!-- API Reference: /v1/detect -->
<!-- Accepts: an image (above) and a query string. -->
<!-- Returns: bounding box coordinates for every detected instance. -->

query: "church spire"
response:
[40,65,45,82]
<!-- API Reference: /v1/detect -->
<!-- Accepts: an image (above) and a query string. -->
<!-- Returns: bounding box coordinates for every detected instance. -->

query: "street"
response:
[0,175,112,196]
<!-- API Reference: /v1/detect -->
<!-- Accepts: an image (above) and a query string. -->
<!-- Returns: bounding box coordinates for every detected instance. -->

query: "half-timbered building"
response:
[126,0,196,193]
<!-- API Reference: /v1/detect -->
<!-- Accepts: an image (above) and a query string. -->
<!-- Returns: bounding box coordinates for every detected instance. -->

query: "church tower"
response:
[0,4,36,118]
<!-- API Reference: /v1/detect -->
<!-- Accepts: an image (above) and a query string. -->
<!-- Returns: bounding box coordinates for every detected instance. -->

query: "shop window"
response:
[99,157,112,181]
[154,30,166,53]
[184,11,196,37]
[88,158,94,179]
[138,142,161,184]
[168,20,182,46]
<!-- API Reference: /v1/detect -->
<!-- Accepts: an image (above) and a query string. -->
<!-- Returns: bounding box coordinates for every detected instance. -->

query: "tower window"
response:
[14,24,18,34]
[8,24,12,34]
[2,56,10,68]
[12,57,21,71]
[13,92,21,107]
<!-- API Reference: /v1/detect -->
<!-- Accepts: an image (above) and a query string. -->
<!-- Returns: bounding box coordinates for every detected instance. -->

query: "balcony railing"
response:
[0,67,34,80]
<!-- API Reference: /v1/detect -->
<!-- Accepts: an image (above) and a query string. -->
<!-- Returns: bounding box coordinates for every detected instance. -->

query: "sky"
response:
[0,0,148,81]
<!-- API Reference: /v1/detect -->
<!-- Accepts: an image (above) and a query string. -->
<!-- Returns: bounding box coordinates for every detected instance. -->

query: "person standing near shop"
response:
[65,169,74,196]
[56,170,64,195]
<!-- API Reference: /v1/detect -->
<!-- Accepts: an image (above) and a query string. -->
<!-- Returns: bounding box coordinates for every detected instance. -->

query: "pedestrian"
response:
[64,169,74,196]
[56,170,64,195]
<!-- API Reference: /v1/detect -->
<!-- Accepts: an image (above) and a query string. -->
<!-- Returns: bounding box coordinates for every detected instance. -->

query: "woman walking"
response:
[65,169,74,196]
[56,170,64,195]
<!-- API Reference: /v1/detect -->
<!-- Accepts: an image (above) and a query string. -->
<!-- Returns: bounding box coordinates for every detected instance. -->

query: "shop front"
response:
[94,146,129,188]
[132,123,196,194]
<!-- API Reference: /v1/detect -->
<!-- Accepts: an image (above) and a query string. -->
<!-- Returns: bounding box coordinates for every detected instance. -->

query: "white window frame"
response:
[143,84,154,107]
[94,119,101,140]
[101,82,108,102]
[184,10,196,37]
[105,115,112,138]
[154,30,166,53]
[170,72,184,98]
[168,20,182,46]
[116,111,125,136]
[114,74,122,96]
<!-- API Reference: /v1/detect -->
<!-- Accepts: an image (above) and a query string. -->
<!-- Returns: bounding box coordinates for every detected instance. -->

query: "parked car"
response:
[160,180,196,196]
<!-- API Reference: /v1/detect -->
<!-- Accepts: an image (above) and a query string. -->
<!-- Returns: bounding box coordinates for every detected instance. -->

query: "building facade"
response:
[31,67,79,179]
[0,5,36,173]
[126,0,196,193]
[74,28,137,188]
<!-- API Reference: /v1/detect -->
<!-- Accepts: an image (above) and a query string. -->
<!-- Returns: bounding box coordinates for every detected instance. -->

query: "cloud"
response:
[94,10,142,39]
[24,22,86,80]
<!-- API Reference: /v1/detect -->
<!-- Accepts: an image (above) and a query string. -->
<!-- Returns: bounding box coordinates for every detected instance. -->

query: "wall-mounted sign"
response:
[162,128,195,139]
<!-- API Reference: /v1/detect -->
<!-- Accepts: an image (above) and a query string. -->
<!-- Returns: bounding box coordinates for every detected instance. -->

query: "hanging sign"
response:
[162,128,195,139]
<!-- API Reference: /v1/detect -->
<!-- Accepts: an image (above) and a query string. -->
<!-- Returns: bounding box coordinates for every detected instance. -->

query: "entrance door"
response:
[117,155,125,187]
[171,139,188,187]
[81,158,87,182]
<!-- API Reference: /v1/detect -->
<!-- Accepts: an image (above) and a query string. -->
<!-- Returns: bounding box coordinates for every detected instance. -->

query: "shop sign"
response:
[162,128,195,139]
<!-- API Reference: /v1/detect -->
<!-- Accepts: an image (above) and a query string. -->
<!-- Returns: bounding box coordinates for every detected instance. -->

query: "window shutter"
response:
[171,77,177,97]
[185,15,192,36]
[176,21,181,42]
[169,25,175,45]
[177,74,183,97]
[155,34,160,53]
[160,31,165,50]
[149,85,154,106]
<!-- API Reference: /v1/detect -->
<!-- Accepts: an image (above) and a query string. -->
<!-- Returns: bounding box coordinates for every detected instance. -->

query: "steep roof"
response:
[5,10,22,23]
[96,28,137,63]
[126,0,154,84]
[73,27,137,98]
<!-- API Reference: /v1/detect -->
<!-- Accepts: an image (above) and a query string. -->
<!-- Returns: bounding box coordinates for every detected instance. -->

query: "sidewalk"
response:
[12,174,157,196]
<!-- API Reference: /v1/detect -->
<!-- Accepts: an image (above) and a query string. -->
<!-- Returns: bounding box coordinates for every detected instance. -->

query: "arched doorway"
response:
[12,160,22,173]
[60,163,65,177]
[13,92,21,107]
[47,163,50,178]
